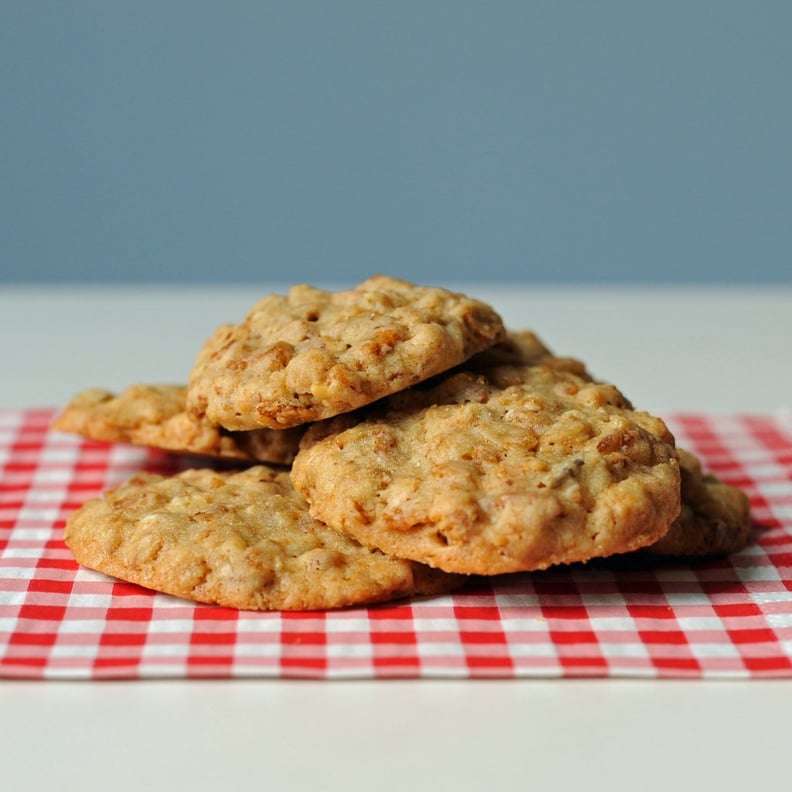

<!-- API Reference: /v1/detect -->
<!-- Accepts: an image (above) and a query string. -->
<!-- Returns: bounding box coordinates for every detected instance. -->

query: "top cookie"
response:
[186,276,506,430]
[291,348,681,575]
[52,384,304,466]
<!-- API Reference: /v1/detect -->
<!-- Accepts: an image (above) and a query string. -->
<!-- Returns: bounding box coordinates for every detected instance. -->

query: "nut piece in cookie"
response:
[642,448,752,557]
[186,276,506,430]
[52,384,304,466]
[64,466,465,611]
[292,354,681,576]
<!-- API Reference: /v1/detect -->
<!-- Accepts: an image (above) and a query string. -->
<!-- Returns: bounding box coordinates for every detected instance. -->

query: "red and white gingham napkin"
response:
[2,409,791,680]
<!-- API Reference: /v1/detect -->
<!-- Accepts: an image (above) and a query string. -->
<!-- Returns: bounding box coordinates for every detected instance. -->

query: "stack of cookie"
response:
[54,277,751,610]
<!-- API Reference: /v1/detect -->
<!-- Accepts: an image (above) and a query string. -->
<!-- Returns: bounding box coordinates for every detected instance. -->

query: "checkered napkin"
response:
[2,409,791,680]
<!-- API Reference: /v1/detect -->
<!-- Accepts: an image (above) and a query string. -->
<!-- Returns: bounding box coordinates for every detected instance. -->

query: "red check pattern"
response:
[2,409,791,680]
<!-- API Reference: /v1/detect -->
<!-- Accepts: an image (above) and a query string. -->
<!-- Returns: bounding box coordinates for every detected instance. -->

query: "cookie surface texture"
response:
[643,448,752,556]
[186,276,506,430]
[292,355,681,575]
[64,466,464,611]
[53,384,303,465]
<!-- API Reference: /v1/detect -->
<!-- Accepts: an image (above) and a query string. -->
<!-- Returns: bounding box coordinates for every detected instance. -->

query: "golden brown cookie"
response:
[480,334,751,559]
[64,465,465,611]
[291,357,681,576]
[486,335,752,557]
[466,330,607,391]
[186,276,506,430]
[467,329,554,368]
[642,448,752,556]
[52,384,303,465]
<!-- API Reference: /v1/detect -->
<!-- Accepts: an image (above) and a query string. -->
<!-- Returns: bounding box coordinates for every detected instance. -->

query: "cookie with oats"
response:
[466,329,600,383]
[64,465,464,611]
[481,334,751,557]
[465,329,554,369]
[186,276,506,431]
[642,448,752,556]
[291,357,681,576]
[53,384,303,466]
[477,334,751,559]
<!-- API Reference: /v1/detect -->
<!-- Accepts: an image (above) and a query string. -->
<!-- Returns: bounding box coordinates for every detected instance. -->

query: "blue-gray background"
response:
[2,1,790,284]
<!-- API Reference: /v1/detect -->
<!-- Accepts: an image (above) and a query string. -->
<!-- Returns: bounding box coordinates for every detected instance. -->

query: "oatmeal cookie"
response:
[466,330,606,389]
[475,335,750,559]
[291,358,681,575]
[64,465,464,610]
[53,384,303,465]
[484,335,751,557]
[186,276,505,430]
[643,448,752,556]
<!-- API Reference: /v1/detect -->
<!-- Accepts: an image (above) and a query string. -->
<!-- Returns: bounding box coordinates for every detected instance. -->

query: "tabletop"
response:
[1,283,791,792]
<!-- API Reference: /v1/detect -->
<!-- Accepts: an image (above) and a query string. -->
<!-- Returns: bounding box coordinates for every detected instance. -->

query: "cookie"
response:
[642,448,752,556]
[487,335,752,557]
[465,329,553,368]
[477,334,750,559]
[64,465,465,611]
[186,276,506,430]
[52,384,303,465]
[466,330,606,388]
[291,355,681,575]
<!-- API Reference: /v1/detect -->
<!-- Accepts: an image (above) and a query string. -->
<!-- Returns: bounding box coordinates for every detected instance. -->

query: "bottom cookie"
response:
[52,384,304,466]
[641,448,752,557]
[64,465,465,611]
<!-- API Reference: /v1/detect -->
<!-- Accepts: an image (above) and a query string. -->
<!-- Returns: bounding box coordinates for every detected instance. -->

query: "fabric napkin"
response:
[1,409,790,679]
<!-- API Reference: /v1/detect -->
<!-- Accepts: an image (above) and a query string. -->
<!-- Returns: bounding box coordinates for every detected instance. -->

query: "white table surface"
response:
[1,283,791,792]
